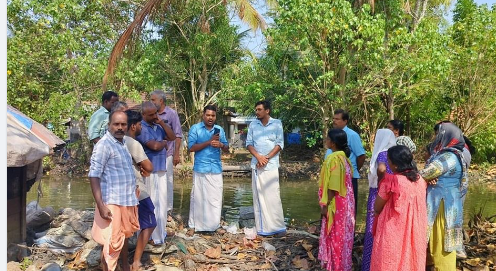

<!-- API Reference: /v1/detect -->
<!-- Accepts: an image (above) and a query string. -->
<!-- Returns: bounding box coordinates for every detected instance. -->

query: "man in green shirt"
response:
[88,91,119,144]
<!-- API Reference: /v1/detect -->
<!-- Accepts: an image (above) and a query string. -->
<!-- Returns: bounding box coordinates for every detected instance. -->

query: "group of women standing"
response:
[318,120,473,271]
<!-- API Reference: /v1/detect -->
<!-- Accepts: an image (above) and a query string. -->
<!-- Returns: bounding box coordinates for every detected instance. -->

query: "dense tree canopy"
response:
[7,0,496,163]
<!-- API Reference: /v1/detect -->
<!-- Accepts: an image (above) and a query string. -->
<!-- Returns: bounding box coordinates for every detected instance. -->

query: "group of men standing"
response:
[87,91,287,271]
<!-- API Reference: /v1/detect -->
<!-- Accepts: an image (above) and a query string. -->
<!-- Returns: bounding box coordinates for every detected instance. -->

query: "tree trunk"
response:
[388,87,394,120]
[322,106,330,149]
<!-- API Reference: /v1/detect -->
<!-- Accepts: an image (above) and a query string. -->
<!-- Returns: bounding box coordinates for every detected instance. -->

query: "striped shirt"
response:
[88,131,138,206]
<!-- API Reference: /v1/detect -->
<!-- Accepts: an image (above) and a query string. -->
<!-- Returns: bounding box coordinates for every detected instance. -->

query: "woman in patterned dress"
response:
[318,128,355,271]
[361,129,396,271]
[420,122,467,270]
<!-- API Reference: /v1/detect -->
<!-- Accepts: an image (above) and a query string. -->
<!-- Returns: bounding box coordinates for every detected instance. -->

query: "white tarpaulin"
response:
[7,113,50,167]
[7,105,65,167]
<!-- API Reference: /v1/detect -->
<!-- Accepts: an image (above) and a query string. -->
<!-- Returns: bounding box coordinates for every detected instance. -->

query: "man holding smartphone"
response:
[187,105,229,234]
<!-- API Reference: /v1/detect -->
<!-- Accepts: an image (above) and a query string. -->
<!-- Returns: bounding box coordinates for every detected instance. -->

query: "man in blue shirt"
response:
[187,105,229,234]
[136,101,175,245]
[325,109,366,217]
[246,100,286,236]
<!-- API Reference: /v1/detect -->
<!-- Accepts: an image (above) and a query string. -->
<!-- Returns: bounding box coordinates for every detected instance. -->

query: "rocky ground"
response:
[14,145,495,270]
[7,200,496,271]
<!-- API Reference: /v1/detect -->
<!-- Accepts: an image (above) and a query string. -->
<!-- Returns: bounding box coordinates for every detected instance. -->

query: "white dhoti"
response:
[188,172,223,231]
[144,171,168,244]
[252,168,286,235]
[166,156,174,212]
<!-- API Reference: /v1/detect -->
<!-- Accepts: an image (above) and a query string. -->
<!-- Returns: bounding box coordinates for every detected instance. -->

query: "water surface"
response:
[28,176,496,228]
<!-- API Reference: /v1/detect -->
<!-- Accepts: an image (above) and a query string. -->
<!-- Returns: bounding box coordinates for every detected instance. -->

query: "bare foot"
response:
[130,261,142,271]
[121,261,131,271]
[215,228,227,235]
[166,229,175,237]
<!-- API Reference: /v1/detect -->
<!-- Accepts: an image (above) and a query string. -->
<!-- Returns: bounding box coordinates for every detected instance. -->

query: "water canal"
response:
[28,175,496,229]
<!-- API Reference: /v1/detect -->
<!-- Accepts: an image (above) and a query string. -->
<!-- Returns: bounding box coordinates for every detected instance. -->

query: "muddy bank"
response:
[8,201,496,271]
[8,208,496,270]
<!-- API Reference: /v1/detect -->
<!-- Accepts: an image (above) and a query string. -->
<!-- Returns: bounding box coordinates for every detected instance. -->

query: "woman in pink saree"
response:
[318,128,355,271]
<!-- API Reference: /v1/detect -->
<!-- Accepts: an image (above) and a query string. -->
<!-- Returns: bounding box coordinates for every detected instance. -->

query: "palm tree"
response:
[103,0,276,88]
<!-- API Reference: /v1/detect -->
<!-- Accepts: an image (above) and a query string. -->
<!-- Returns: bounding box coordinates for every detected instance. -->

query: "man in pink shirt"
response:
[150,90,183,220]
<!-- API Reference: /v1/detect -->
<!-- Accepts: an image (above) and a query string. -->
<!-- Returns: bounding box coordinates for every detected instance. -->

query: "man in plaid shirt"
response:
[89,111,140,271]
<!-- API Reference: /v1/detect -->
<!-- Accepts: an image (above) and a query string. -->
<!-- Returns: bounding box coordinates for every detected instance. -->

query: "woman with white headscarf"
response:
[361,129,397,271]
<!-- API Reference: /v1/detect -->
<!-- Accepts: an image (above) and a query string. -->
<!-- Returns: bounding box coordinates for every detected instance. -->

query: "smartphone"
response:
[214,128,220,135]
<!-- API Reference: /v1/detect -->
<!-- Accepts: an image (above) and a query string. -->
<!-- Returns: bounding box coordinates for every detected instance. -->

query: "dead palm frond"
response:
[103,0,272,89]
[234,0,268,32]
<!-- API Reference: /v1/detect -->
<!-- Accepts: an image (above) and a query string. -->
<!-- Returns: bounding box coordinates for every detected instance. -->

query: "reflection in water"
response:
[28,176,496,228]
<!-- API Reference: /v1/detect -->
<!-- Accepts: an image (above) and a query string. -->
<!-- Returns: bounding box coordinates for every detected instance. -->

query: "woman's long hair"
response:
[328,129,351,157]
[387,145,419,182]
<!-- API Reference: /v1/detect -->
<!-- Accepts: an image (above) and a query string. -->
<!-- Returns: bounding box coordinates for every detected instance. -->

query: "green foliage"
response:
[471,118,496,164]
[7,0,496,165]
[7,0,135,138]
[19,257,33,271]
[119,0,245,127]
[446,0,496,163]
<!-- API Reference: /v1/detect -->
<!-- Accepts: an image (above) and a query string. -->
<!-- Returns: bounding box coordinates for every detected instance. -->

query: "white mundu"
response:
[145,172,168,244]
[166,156,174,211]
[252,168,286,235]
[188,172,223,231]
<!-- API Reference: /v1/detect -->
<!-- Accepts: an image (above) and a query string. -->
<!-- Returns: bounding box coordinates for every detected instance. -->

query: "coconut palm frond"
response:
[264,0,279,10]
[103,0,165,89]
[234,0,267,32]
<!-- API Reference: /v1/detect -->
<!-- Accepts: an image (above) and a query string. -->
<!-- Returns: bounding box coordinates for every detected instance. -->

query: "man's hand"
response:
[256,154,269,168]
[98,204,112,220]
[210,134,221,148]
[155,118,165,125]
[173,154,180,166]
[140,165,151,177]
[211,140,224,148]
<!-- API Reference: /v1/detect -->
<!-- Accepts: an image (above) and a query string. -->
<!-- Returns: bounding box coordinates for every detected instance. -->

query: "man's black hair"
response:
[126,109,142,129]
[255,100,271,112]
[334,109,349,122]
[102,91,118,104]
[203,104,217,113]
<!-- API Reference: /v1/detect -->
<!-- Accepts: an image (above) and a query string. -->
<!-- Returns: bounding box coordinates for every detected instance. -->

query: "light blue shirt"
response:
[246,117,284,171]
[325,126,365,179]
[188,122,228,174]
[88,106,109,141]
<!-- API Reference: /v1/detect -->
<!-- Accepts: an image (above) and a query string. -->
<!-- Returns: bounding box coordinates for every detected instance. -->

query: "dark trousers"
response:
[352,178,358,219]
